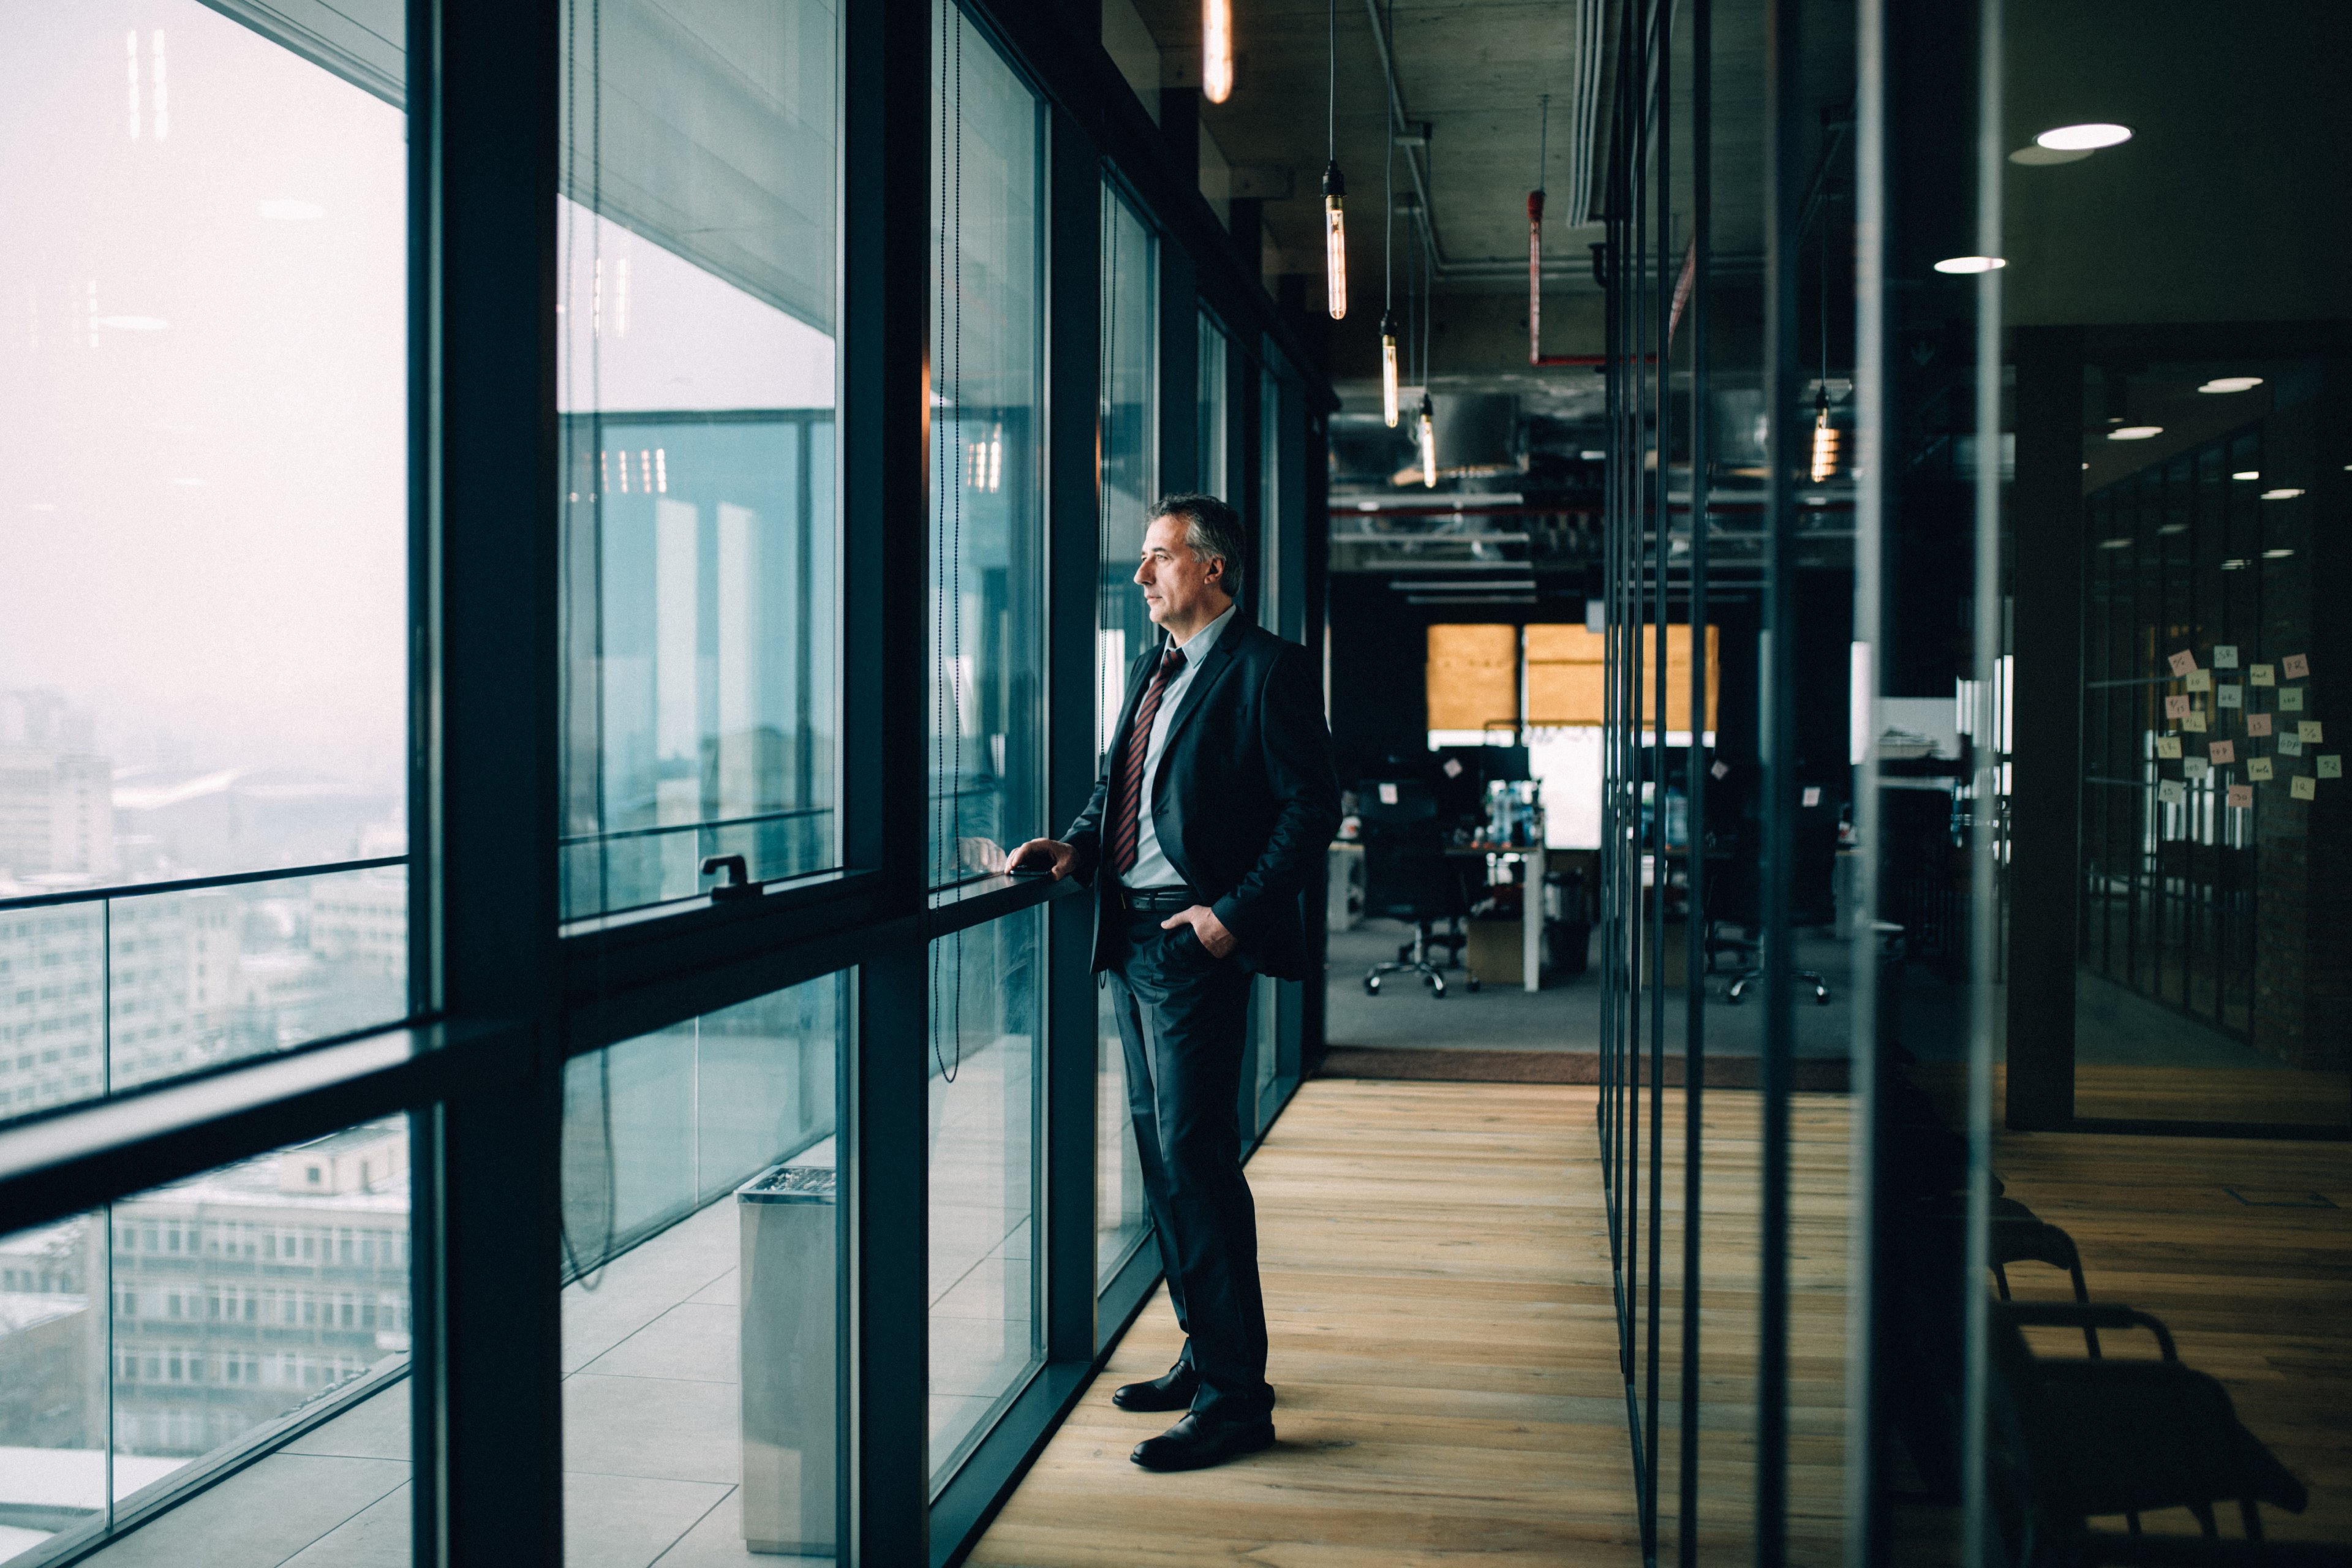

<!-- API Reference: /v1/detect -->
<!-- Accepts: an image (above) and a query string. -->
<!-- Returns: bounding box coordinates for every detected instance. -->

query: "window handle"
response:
[701,854,764,903]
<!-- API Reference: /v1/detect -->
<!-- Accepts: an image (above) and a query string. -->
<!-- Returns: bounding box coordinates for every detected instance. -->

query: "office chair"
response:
[1356,788,1476,997]
[1705,846,1830,1005]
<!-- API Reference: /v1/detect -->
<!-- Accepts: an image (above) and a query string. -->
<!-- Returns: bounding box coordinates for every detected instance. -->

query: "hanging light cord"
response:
[1327,0,1336,162]
[1382,0,1394,310]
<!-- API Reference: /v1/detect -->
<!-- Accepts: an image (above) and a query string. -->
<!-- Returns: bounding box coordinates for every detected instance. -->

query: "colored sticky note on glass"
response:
[2247,712,2274,737]
[2185,757,2212,780]
[2217,683,2242,709]
[2155,735,2183,759]
[2292,775,2317,801]
[2209,739,2236,764]
[2279,731,2304,756]
[2168,649,2199,677]
[2283,653,2311,679]
[2158,779,2188,805]
[2187,668,2213,693]
[2300,721,2323,742]
[2320,755,2344,781]
[2248,757,2275,781]
[2184,710,2209,733]
[2280,687,2305,711]
[2214,645,2241,670]
[2165,694,2192,718]
[2227,784,2253,809]
[2251,663,2277,687]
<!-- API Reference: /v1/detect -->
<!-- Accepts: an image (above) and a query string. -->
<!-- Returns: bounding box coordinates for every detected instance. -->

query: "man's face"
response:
[1135,512,1228,630]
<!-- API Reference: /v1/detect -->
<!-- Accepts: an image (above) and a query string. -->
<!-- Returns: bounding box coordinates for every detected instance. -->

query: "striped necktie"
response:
[1106,644,1188,876]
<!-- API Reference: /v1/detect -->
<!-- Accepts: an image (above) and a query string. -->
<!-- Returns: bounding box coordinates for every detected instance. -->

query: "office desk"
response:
[1445,842,1547,992]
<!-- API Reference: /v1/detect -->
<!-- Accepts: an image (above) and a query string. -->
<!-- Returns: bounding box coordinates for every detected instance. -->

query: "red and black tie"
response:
[1106,644,1187,876]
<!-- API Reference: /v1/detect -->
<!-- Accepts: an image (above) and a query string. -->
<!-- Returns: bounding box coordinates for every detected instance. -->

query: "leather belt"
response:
[1116,884,1199,913]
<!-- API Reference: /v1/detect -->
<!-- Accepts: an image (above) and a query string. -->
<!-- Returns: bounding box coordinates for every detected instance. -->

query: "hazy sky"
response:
[0,0,409,785]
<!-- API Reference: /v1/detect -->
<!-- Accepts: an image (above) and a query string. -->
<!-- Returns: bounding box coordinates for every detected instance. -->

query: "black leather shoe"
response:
[1129,1413,1276,1472]
[1111,1360,1198,1413]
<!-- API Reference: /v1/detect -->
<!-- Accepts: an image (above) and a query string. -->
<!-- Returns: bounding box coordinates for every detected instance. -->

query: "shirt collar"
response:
[1166,601,1237,663]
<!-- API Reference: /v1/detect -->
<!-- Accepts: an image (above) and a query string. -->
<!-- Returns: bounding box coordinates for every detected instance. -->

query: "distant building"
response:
[0,748,116,883]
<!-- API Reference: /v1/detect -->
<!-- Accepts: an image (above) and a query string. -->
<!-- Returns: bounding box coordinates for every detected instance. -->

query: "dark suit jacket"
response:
[1062,614,1341,981]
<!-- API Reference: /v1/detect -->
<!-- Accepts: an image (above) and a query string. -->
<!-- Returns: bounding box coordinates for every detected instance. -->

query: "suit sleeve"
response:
[1211,642,1343,943]
[1060,772,1111,884]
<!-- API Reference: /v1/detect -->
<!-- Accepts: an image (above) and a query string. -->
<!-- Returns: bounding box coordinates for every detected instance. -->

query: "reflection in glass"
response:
[558,0,842,921]
[560,974,846,1565]
[928,2,1046,888]
[0,1212,106,1564]
[1198,314,1230,499]
[0,4,408,881]
[928,911,1041,1488]
[1096,987,1148,1288]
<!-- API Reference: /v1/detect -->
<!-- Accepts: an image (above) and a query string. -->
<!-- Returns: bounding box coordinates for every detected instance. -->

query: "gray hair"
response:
[1151,492,1245,598]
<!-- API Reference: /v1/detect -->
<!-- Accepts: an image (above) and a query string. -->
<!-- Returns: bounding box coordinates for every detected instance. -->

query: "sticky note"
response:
[1378,782,1398,805]
[1711,760,1730,780]
[2184,710,2209,733]
[2279,731,2304,756]
[2209,739,2236,764]
[2227,784,2253,809]
[2247,712,2274,737]
[2248,757,2275,781]
[2168,650,2199,677]
[2158,779,2188,805]
[1802,786,1822,807]
[2165,695,2192,719]
[2155,736,2183,759]
[2320,755,2345,781]
[2217,683,2243,709]
[2251,664,2277,687]
[2184,757,2212,781]
[2292,775,2317,801]
[2187,669,2213,693]
[2283,653,2311,679]
[2214,645,2241,669]
[1442,757,1464,778]
[2300,721,2324,742]
[2280,687,2305,711]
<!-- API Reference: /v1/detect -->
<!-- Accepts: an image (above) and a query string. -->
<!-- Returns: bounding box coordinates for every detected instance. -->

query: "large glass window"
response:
[557,0,842,922]
[927,2,1046,888]
[1094,187,1157,1287]
[0,1119,413,1567]
[1198,313,1230,499]
[0,1,411,1120]
[927,910,1042,1490]
[559,974,847,1566]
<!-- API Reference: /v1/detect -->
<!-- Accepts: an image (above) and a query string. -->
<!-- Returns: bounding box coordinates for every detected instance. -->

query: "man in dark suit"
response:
[1009,493,1340,1472]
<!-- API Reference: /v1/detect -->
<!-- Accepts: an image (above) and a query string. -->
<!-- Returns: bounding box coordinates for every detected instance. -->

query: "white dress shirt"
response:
[1125,601,1237,889]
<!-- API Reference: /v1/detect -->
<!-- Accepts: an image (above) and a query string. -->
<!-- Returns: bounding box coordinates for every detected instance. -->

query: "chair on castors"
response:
[1355,778,1475,998]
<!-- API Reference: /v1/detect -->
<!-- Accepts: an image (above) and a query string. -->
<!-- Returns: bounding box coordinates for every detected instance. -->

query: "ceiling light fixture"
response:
[1528,93,1547,365]
[2108,425,2162,440]
[1202,0,1232,104]
[1321,0,1346,320]
[1379,0,1398,424]
[2263,548,2296,559]
[1418,391,1436,488]
[2037,123,2133,151]
[2233,470,2260,480]
[2197,376,2263,394]
[1934,255,2006,275]
[2220,558,2252,571]
[2097,538,2133,550]
[2260,488,2305,500]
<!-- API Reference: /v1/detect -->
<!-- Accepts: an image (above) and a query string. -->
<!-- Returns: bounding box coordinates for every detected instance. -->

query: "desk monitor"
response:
[1430,744,1531,816]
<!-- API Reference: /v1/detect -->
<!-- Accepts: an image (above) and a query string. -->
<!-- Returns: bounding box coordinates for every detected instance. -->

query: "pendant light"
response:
[1202,0,1232,104]
[1807,209,1838,482]
[1418,391,1436,486]
[1528,95,1548,365]
[1321,0,1346,319]
[1378,0,1398,424]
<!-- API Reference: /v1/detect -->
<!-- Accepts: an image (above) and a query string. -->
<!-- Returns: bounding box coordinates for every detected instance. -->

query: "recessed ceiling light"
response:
[2263,548,2295,559]
[2198,376,2263,394]
[2097,538,2133,549]
[2037,123,2133,151]
[2108,425,2163,440]
[2220,558,2252,571]
[2157,522,2188,535]
[2232,470,2260,480]
[2260,488,2305,500]
[1934,255,2006,274]
[2010,145,2092,167]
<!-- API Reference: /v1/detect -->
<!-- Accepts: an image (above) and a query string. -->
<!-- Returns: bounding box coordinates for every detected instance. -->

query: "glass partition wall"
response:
[0,1,1329,1567]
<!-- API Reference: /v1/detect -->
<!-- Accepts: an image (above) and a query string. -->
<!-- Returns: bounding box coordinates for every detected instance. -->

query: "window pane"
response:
[0,1,410,1125]
[1197,314,1230,498]
[0,1122,417,1566]
[928,4,1045,888]
[929,910,1041,1488]
[560,973,847,1564]
[559,0,842,922]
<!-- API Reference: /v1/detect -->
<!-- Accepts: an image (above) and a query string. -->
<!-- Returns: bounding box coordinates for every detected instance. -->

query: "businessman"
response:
[1009,493,1340,1472]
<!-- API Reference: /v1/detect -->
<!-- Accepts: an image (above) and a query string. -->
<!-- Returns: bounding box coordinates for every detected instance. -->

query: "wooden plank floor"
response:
[967,1079,1646,1567]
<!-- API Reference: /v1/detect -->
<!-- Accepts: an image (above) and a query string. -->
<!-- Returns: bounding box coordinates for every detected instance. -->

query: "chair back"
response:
[1360,816,1461,925]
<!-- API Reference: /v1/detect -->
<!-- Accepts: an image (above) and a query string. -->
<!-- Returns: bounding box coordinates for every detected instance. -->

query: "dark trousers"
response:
[1107,909,1272,1422]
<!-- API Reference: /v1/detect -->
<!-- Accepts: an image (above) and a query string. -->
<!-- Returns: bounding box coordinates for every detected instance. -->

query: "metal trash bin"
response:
[738,1161,835,1556]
